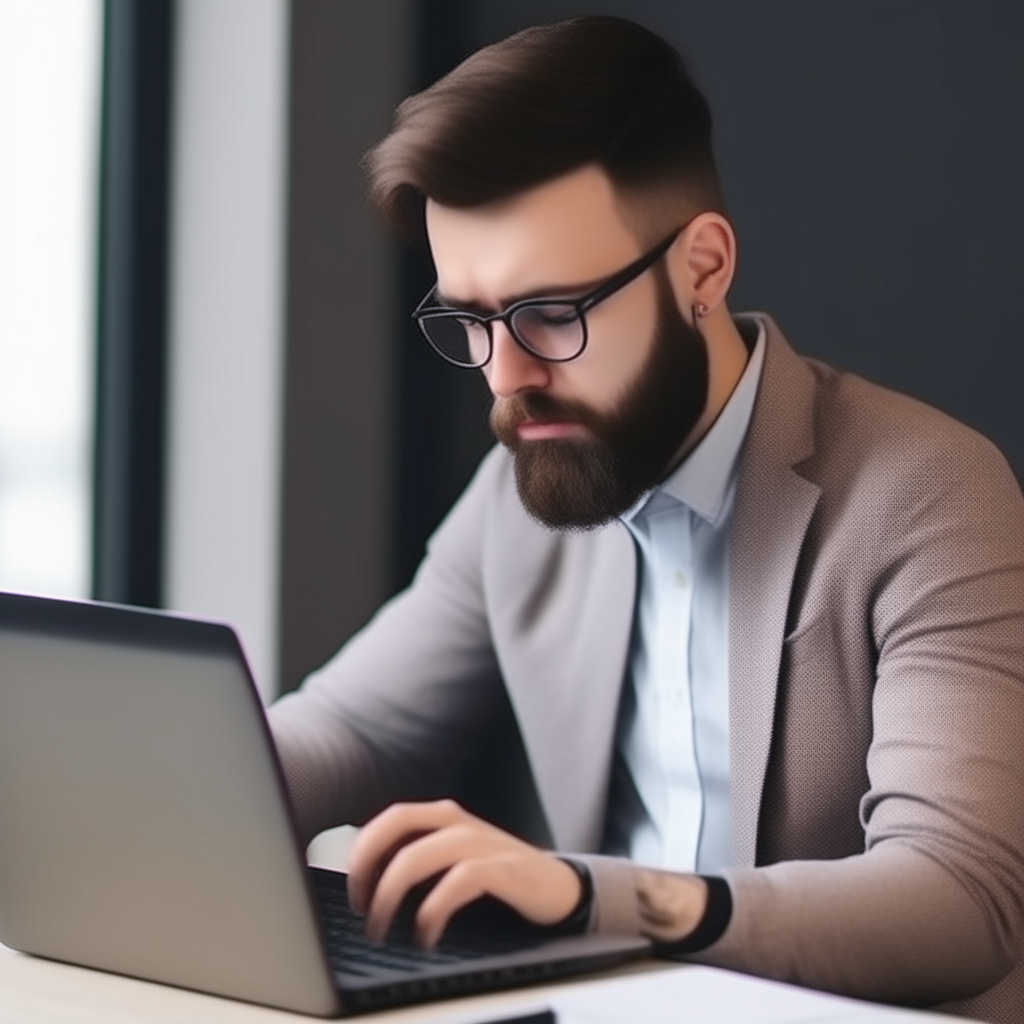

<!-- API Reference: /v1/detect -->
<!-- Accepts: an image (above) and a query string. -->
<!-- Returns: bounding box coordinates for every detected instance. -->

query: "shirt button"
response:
[674,569,689,588]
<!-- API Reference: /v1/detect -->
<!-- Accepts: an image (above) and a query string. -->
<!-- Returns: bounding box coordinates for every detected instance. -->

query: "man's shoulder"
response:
[763,360,1021,589]
[742,318,1022,557]
[787,345,1018,500]
[805,353,979,444]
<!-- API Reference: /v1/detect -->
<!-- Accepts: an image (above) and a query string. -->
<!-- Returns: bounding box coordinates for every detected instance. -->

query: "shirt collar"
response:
[623,313,767,527]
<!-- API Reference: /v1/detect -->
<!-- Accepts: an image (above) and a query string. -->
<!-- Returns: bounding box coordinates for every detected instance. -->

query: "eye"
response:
[541,308,578,326]
[518,304,578,329]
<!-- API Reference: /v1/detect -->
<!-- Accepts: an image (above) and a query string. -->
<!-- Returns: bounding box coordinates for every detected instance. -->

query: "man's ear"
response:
[665,212,737,315]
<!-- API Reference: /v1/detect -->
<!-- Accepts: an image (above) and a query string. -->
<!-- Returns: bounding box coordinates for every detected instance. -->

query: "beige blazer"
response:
[269,316,1024,1021]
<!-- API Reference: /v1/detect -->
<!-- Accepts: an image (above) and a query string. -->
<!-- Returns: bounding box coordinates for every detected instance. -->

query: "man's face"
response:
[425,166,708,528]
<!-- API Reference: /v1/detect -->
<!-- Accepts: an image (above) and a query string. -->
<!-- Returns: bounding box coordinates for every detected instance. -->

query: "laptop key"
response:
[308,866,555,977]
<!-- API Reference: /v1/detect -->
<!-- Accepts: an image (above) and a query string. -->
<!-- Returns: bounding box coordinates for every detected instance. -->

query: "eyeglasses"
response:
[411,226,683,369]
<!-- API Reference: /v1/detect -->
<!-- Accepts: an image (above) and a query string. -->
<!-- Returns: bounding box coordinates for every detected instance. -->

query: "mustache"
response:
[490,391,606,445]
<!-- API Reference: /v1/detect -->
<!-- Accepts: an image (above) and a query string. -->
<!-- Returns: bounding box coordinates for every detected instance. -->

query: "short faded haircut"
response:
[365,16,726,247]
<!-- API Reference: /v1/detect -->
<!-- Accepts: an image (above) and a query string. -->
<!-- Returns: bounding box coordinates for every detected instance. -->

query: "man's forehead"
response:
[425,165,643,307]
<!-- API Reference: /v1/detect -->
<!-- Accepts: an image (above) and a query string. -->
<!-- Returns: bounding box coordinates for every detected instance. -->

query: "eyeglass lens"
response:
[420,303,585,367]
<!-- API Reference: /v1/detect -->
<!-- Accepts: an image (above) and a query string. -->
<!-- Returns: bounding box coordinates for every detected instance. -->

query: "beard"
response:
[490,269,709,530]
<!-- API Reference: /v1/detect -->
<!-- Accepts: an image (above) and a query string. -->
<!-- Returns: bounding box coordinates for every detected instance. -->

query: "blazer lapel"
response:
[496,318,821,860]
[495,520,636,854]
[729,319,821,867]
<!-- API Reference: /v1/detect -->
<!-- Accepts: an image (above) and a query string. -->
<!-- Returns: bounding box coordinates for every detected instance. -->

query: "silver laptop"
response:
[0,591,649,1016]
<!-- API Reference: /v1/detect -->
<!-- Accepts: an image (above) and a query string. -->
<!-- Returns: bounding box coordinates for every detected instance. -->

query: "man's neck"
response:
[664,305,751,474]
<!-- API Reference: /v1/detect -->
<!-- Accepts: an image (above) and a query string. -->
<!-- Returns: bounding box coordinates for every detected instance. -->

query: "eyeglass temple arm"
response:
[576,227,682,313]
[411,225,683,319]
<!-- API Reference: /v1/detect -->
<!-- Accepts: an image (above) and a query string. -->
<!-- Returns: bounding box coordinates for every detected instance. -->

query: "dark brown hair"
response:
[365,16,725,246]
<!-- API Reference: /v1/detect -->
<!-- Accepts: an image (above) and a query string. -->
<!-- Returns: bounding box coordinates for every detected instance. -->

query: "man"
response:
[268,17,1024,1020]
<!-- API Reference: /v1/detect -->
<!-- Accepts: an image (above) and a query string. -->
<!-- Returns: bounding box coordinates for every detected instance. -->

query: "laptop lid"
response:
[0,591,342,1016]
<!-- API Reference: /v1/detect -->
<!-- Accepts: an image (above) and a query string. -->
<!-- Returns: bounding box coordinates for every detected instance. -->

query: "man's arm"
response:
[340,419,1024,1011]
[268,449,508,844]
[685,421,1024,1006]
[343,799,711,950]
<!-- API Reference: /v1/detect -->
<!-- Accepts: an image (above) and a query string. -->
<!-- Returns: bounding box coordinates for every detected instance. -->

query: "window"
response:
[0,0,102,597]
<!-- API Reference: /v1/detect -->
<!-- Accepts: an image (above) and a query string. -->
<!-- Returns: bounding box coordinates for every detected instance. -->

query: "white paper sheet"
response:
[545,965,965,1024]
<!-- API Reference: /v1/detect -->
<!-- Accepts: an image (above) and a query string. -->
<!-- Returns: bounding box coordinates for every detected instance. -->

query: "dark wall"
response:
[472,0,1024,479]
[393,0,495,591]
[278,1,408,692]
[277,0,1022,690]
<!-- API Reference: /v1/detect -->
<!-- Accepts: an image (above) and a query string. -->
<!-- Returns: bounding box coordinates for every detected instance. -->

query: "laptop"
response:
[0,591,650,1016]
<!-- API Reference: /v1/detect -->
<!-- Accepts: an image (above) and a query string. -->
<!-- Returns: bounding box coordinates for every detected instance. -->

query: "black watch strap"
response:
[545,864,731,951]
[550,858,594,935]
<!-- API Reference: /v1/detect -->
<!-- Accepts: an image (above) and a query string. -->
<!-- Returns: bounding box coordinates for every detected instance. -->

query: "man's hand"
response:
[346,799,583,948]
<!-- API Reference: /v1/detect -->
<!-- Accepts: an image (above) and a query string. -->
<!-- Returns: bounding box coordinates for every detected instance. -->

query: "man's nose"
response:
[485,322,550,398]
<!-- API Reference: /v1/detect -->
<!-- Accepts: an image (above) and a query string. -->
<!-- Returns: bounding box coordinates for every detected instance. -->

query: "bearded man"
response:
[268,17,1024,1020]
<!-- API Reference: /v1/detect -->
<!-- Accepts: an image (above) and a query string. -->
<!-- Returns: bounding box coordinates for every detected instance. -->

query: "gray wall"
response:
[165,0,289,700]
[279,0,410,692]
[276,1,1023,692]
[472,0,1024,479]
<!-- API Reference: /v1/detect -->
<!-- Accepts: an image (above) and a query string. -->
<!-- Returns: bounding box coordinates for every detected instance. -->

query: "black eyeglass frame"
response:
[411,226,684,368]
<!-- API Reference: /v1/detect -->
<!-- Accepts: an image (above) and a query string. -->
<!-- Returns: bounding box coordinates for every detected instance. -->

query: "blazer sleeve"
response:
[582,425,1024,1011]
[268,449,507,844]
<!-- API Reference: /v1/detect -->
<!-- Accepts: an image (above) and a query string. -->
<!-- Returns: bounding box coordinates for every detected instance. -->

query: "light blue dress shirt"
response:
[603,317,766,873]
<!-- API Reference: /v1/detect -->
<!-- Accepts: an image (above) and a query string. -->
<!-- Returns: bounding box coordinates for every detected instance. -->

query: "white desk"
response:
[0,940,964,1024]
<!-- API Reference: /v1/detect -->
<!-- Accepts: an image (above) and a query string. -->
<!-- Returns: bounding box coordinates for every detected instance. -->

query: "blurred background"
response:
[0,0,1020,702]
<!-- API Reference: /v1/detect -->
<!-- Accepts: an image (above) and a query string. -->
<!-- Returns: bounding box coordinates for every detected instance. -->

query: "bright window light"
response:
[0,0,102,597]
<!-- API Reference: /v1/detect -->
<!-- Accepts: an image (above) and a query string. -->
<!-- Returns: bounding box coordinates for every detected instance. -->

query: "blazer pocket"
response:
[782,615,833,669]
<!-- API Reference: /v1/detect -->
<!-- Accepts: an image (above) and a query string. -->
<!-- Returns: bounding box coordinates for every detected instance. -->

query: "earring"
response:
[695,303,709,317]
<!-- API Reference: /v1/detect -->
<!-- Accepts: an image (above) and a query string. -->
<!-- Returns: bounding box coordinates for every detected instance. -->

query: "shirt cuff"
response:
[653,875,733,955]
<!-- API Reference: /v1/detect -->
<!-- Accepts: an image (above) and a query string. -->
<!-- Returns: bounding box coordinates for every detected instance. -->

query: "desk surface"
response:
[0,834,966,1023]
[0,940,962,1024]
[0,939,657,1024]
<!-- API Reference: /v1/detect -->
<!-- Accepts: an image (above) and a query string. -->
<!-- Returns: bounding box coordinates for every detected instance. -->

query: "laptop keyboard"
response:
[308,866,552,979]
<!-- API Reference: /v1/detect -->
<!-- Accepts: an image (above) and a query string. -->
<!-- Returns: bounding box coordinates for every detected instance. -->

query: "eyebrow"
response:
[434,272,610,314]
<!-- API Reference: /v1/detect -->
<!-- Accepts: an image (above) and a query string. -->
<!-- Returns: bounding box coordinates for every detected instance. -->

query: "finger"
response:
[414,853,582,949]
[415,857,492,948]
[364,823,510,943]
[346,827,432,916]
[347,800,468,912]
